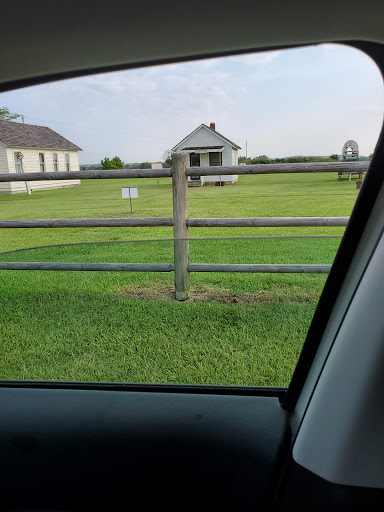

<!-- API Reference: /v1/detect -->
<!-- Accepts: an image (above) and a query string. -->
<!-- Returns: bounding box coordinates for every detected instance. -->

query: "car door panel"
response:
[0,387,290,511]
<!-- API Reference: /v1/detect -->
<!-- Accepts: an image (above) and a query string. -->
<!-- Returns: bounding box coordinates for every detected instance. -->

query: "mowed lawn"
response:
[0,173,360,385]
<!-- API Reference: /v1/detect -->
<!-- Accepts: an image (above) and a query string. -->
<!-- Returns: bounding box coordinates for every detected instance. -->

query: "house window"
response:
[190,152,200,180]
[209,152,222,166]
[65,153,70,171]
[13,152,22,173]
[39,153,45,172]
[53,153,59,171]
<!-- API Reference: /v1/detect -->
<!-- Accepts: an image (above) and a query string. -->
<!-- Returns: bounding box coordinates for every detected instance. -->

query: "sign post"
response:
[121,187,138,213]
[151,162,163,185]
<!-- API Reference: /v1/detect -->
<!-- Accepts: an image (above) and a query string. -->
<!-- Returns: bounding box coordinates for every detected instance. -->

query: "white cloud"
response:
[236,50,282,66]
[1,44,382,163]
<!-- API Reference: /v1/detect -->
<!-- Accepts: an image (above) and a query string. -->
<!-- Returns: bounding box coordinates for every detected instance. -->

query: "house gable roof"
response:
[172,124,241,151]
[0,120,82,151]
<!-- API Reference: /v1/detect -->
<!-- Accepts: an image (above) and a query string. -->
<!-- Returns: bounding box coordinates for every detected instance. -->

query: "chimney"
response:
[210,122,215,131]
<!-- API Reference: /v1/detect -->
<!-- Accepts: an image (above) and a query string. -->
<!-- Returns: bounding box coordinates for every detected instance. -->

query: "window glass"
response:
[0,44,382,385]
[190,153,201,180]
[209,152,222,166]
[13,152,22,173]
[190,153,200,166]
[39,152,45,172]
[53,153,59,171]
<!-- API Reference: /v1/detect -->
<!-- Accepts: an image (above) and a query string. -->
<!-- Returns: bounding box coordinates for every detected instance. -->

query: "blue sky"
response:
[1,43,383,164]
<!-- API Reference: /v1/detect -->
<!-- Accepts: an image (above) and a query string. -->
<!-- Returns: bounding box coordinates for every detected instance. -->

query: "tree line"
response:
[238,154,341,165]
[94,152,342,171]
[81,158,156,170]
[83,153,352,171]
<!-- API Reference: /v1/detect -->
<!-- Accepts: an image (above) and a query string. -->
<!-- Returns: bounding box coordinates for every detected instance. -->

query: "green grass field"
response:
[0,173,360,385]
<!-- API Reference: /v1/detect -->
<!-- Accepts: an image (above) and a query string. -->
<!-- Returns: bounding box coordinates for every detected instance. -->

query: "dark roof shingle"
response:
[172,123,241,151]
[0,120,82,151]
[182,145,224,150]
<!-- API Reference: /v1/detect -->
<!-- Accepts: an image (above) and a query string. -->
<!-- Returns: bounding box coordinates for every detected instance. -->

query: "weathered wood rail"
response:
[0,217,347,229]
[0,161,368,181]
[187,217,349,227]
[188,264,331,273]
[0,155,362,300]
[0,262,174,272]
[0,169,171,181]
[0,218,174,228]
[0,262,331,273]
[187,161,369,176]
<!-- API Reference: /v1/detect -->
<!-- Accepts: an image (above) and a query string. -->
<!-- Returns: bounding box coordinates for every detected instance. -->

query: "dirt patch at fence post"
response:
[113,285,319,305]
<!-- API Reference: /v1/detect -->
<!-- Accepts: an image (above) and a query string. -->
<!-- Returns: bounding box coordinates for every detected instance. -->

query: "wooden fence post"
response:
[172,153,190,300]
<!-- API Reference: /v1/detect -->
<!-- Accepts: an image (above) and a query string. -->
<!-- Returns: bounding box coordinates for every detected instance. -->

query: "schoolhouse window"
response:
[39,153,45,172]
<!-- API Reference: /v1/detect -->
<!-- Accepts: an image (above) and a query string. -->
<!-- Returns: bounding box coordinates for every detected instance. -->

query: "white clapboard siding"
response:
[0,142,12,194]
[230,149,239,183]
[199,153,209,167]
[204,174,235,183]
[4,147,81,193]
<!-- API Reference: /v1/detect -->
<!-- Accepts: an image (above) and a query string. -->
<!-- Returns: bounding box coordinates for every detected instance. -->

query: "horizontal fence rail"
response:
[188,264,331,273]
[0,218,174,228]
[0,168,171,182]
[188,217,349,227]
[0,161,369,182]
[0,217,348,229]
[0,262,175,272]
[0,262,331,274]
[187,161,369,176]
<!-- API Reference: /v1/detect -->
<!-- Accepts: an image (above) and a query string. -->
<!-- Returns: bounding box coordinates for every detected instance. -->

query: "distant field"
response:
[0,173,360,385]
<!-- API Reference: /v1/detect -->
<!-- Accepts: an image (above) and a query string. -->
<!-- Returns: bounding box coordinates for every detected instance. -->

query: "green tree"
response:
[100,156,124,169]
[101,158,112,169]
[0,107,21,121]
[330,154,340,161]
[250,155,270,164]
[279,156,336,163]
[162,149,175,166]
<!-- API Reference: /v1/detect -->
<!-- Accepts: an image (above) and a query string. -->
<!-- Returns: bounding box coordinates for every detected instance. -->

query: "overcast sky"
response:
[1,44,383,164]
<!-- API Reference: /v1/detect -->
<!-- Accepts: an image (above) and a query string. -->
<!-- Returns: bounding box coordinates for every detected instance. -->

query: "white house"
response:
[0,120,82,194]
[172,122,241,186]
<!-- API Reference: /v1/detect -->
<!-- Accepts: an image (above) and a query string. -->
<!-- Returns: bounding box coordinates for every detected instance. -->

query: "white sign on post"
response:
[122,187,138,212]
[122,187,138,199]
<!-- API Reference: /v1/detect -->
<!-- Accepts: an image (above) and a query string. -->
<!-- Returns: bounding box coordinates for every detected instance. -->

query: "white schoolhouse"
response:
[172,122,241,186]
[0,120,82,194]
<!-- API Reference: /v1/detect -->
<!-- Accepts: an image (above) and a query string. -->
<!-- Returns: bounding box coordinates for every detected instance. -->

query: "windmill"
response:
[342,140,359,161]
[339,140,362,182]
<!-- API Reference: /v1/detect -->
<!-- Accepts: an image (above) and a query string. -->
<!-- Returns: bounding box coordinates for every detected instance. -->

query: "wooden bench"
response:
[338,170,364,181]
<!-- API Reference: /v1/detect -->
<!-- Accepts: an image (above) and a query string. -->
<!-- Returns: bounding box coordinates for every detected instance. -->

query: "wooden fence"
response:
[0,155,369,300]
